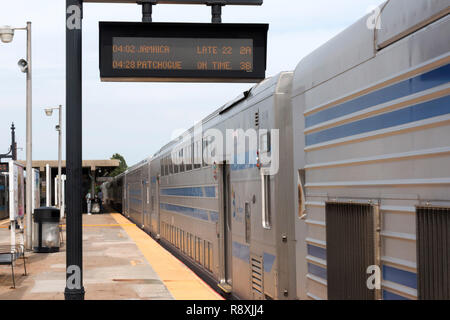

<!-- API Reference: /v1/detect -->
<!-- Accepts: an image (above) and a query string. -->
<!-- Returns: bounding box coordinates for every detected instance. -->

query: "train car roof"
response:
[153,72,292,158]
[292,0,448,98]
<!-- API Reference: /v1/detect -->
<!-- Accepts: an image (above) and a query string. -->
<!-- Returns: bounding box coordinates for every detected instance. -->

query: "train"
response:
[102,0,450,300]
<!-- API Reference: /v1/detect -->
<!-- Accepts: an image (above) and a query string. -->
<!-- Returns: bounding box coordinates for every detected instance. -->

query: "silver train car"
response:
[104,72,296,300]
[103,0,450,300]
[293,0,450,300]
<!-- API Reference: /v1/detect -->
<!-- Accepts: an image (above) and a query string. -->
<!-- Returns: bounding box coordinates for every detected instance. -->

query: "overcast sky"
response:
[0,0,385,166]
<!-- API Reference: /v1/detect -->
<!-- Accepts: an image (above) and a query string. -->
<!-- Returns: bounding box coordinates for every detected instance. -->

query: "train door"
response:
[218,162,233,293]
[141,179,146,228]
[156,175,161,238]
[125,182,129,218]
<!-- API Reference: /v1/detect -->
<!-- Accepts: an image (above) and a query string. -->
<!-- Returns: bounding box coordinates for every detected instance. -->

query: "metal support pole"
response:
[46,164,51,207]
[211,4,223,23]
[58,105,63,219]
[65,0,85,300]
[11,123,17,161]
[25,21,33,251]
[141,2,153,22]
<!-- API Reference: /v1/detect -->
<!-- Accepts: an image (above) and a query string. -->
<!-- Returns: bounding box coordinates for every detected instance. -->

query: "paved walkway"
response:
[0,214,222,300]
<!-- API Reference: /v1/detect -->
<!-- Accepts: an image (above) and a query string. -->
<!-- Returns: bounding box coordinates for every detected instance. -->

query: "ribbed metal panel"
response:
[251,255,264,299]
[326,202,377,300]
[417,207,450,300]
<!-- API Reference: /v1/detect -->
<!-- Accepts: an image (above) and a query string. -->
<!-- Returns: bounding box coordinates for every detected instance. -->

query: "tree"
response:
[109,153,128,177]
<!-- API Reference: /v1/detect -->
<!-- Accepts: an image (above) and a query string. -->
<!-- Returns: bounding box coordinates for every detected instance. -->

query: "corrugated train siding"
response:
[417,207,450,300]
[326,202,375,300]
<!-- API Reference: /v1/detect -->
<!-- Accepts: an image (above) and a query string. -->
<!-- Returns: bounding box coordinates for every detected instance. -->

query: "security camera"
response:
[17,59,28,73]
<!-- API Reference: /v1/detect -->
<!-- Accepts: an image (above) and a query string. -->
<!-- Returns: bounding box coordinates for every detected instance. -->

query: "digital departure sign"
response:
[100,22,268,82]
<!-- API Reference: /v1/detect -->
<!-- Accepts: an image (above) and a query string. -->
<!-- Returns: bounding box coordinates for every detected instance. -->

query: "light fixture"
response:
[0,26,14,43]
[45,108,54,117]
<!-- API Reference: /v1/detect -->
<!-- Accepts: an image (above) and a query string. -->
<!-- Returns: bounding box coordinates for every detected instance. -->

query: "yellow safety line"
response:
[60,223,136,228]
[111,213,223,301]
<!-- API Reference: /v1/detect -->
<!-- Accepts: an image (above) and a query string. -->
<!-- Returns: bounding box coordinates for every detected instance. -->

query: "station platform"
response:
[0,214,223,300]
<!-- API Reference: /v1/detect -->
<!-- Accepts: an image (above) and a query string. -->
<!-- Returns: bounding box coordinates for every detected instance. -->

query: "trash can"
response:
[33,207,60,253]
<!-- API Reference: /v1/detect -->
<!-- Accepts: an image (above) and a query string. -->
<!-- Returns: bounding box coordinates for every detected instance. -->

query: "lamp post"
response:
[0,22,33,251]
[45,106,63,219]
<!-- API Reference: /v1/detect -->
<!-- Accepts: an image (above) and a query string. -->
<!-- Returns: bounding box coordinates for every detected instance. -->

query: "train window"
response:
[173,153,179,174]
[186,144,193,171]
[260,131,271,153]
[179,149,185,173]
[194,140,202,169]
[245,202,251,243]
[168,156,173,175]
[203,137,214,167]
[165,156,170,176]
[262,174,271,229]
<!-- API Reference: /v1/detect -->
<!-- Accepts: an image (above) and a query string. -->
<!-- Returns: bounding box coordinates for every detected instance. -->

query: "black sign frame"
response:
[99,22,268,82]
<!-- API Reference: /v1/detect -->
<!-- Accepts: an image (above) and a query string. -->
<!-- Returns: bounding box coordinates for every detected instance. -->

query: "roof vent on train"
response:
[376,0,450,50]
[219,89,252,115]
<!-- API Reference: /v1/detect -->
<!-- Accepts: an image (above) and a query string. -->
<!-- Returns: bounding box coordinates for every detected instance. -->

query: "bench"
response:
[0,245,27,289]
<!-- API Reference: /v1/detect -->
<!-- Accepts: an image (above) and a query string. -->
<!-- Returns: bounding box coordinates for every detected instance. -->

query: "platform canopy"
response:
[18,160,119,172]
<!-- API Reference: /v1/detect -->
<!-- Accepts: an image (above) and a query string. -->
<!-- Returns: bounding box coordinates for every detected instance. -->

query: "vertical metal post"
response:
[65,0,85,300]
[58,105,63,218]
[11,123,17,161]
[25,21,33,251]
[142,2,153,22]
[211,4,222,23]
[46,163,51,207]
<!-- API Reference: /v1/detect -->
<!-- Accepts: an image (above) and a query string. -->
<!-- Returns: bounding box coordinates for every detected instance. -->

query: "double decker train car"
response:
[293,0,450,300]
[104,72,297,300]
[103,0,450,300]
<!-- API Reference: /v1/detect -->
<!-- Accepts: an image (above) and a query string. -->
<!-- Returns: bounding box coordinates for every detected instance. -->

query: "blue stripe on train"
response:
[307,244,327,261]
[160,202,218,222]
[232,241,250,262]
[383,265,417,289]
[160,186,216,198]
[306,95,450,146]
[383,290,411,300]
[307,262,327,280]
[305,64,450,128]
[263,253,276,273]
